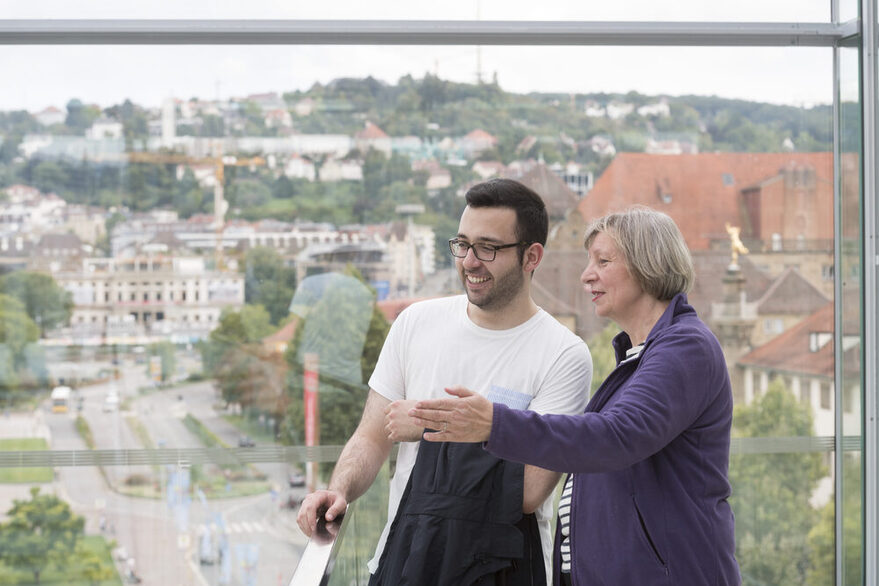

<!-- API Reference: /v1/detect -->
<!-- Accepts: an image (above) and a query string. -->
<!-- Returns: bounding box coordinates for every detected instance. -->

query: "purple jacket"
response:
[486,294,740,585]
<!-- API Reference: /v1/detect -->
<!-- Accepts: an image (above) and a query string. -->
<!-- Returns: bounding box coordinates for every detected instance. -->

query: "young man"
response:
[297,178,592,584]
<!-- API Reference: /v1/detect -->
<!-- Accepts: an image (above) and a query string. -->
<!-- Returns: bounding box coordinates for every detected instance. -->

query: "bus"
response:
[50,386,73,413]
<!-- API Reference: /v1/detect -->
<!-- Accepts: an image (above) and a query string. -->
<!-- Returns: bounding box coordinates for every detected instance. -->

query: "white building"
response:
[284,155,316,181]
[318,157,363,182]
[55,255,244,343]
[34,106,66,127]
[86,117,124,140]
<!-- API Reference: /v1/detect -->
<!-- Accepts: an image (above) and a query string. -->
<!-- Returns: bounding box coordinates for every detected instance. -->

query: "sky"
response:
[0,0,846,112]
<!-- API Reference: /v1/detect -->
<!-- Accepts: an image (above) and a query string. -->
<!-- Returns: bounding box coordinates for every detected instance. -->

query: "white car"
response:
[102,394,119,412]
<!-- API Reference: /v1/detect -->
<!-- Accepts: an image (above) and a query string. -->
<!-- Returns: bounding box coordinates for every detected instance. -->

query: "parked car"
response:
[288,471,306,487]
[237,435,255,448]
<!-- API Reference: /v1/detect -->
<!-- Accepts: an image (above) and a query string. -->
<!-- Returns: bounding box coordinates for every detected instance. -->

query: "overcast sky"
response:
[1,0,844,111]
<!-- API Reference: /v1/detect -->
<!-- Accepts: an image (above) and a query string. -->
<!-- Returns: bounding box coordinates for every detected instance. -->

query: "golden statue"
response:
[725,223,749,268]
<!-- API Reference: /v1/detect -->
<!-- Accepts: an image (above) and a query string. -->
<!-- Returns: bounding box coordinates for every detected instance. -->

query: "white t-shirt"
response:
[367,295,593,579]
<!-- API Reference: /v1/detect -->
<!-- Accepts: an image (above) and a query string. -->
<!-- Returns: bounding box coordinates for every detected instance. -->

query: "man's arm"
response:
[297,389,392,535]
[523,465,562,514]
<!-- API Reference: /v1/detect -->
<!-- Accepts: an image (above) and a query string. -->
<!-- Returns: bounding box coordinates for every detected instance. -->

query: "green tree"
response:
[0,487,85,584]
[200,305,275,407]
[148,341,177,382]
[586,323,618,395]
[0,294,40,368]
[730,379,825,585]
[243,247,298,325]
[806,453,862,585]
[77,545,116,585]
[0,271,73,336]
[280,268,390,449]
[201,305,273,373]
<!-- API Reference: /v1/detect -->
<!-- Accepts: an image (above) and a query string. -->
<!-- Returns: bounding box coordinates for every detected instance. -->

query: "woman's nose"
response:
[581,264,593,284]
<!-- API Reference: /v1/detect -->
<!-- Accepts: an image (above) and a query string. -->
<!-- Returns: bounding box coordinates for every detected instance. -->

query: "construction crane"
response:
[126,151,266,270]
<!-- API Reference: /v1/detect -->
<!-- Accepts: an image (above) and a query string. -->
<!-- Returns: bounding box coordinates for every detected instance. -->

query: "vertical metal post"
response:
[860,0,879,584]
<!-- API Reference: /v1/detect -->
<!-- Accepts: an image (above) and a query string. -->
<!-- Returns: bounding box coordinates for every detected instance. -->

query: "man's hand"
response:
[384,399,423,442]
[296,490,348,537]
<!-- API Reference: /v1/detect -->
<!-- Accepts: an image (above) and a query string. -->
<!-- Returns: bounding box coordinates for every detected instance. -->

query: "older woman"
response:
[410,207,740,585]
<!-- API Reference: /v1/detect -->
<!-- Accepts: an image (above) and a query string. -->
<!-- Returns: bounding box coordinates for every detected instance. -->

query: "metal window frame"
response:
[860,0,878,585]
[0,19,860,45]
[0,13,876,586]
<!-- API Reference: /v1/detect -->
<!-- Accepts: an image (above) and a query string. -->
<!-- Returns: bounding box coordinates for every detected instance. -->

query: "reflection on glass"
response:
[0,39,847,583]
[838,44,863,586]
[0,0,832,22]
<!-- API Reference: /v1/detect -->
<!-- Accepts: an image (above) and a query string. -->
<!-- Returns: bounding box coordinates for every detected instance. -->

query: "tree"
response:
[148,341,177,382]
[201,305,275,407]
[729,379,825,585]
[243,247,297,325]
[280,268,390,449]
[585,323,618,395]
[0,294,40,368]
[201,305,273,373]
[0,271,73,335]
[806,453,862,585]
[77,545,116,585]
[0,487,85,584]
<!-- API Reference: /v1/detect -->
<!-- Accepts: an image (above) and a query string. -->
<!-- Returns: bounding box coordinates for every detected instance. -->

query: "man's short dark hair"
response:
[464,179,549,252]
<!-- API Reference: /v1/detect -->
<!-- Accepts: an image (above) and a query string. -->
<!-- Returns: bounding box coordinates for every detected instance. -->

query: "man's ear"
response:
[522,242,544,273]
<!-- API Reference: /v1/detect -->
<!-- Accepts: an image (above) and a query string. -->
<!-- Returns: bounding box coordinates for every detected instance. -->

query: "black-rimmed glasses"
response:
[448,238,529,262]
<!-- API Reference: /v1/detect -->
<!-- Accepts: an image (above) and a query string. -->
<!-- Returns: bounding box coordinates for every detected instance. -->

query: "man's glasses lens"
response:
[449,239,520,262]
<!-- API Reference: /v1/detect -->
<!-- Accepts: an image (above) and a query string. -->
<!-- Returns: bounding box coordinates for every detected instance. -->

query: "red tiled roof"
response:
[465,129,497,143]
[356,122,389,140]
[577,152,833,251]
[738,302,833,377]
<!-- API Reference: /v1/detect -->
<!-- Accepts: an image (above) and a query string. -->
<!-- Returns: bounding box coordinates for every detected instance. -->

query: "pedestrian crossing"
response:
[198,521,266,535]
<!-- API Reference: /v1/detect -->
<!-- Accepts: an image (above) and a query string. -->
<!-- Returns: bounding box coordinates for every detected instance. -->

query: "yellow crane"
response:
[126,151,266,269]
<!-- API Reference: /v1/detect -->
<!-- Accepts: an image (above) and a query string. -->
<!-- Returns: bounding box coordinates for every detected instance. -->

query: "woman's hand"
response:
[409,386,494,443]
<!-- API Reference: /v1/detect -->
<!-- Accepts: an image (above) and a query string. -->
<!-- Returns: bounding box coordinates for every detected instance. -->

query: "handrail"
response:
[287,507,350,586]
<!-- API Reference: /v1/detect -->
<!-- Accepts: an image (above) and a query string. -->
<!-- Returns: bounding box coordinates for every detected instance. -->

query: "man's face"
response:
[454,206,525,312]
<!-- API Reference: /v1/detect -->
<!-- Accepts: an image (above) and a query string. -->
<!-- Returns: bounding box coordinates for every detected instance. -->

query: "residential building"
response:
[34,106,65,127]
[318,157,363,182]
[355,121,392,156]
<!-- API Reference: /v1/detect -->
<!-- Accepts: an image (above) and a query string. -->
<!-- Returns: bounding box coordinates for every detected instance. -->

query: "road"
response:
[41,358,309,586]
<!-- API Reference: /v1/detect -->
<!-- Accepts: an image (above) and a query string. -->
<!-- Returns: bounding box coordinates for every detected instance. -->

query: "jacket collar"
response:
[610,293,693,365]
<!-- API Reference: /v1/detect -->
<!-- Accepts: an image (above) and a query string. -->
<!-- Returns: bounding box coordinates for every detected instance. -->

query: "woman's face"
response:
[580,231,646,324]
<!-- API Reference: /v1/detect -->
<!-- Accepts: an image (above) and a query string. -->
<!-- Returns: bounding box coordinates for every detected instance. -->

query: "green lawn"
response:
[0,438,53,484]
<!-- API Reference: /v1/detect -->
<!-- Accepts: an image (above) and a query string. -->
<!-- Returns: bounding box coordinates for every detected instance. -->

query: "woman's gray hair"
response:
[583,206,694,300]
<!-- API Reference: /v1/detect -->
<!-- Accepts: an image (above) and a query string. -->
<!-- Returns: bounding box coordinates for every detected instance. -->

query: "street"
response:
[23,356,309,586]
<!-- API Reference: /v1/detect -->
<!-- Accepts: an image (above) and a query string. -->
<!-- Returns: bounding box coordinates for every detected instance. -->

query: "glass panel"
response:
[1,0,831,22]
[838,43,864,586]
[839,0,860,23]
[0,41,839,584]
[0,46,833,113]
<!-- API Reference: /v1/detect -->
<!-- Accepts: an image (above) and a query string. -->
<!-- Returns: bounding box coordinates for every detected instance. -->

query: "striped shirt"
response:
[559,342,644,576]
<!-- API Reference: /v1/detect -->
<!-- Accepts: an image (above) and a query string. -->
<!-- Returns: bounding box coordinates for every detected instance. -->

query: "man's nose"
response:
[462,247,483,267]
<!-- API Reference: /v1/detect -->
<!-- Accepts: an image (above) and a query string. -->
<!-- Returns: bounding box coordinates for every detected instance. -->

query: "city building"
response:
[55,255,244,343]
